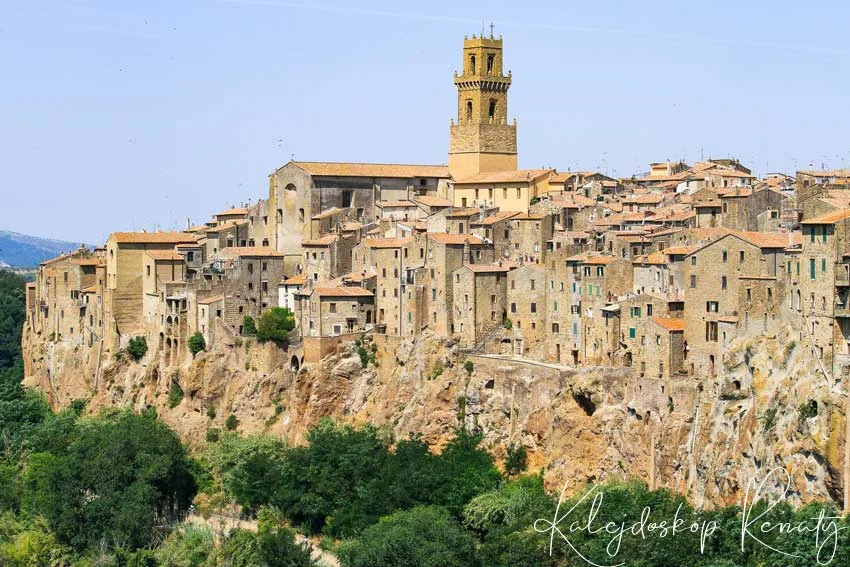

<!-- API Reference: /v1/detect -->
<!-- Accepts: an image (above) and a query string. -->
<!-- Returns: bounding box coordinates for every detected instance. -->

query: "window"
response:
[262,262,268,272]
[690,275,697,288]
[822,258,827,273]
[691,256,697,265]
[261,281,268,292]
[488,99,496,121]
[516,188,521,199]
[329,303,337,313]
[469,54,476,74]
[646,304,653,316]
[553,301,558,311]
[530,280,535,290]
[656,335,662,345]
[248,263,254,274]
[810,258,816,280]
[707,301,719,313]
[706,321,718,342]
[739,250,745,263]
[510,303,516,313]
[721,276,727,290]
[629,327,636,339]
[552,323,559,333]
[822,225,828,243]
[722,250,727,263]
[146,265,151,277]
[486,53,494,73]
[465,100,473,122]
[530,302,537,313]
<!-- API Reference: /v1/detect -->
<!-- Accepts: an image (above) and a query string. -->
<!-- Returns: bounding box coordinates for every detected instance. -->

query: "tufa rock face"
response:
[21,324,848,509]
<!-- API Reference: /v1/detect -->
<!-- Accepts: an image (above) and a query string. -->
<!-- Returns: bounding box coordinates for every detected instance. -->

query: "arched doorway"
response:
[290,356,300,372]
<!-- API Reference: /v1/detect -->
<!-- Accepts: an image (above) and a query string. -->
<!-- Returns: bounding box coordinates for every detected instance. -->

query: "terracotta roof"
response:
[81,285,97,293]
[216,207,248,217]
[633,252,667,265]
[109,232,197,244]
[444,208,481,218]
[552,193,596,208]
[717,187,753,197]
[340,222,363,231]
[42,268,57,277]
[145,250,183,261]
[733,231,798,249]
[282,274,307,285]
[801,209,850,225]
[512,213,547,221]
[204,222,242,234]
[463,264,513,273]
[198,294,225,305]
[364,237,412,248]
[452,168,554,184]
[653,317,685,332]
[185,225,209,232]
[219,246,285,257]
[311,207,344,220]
[585,256,615,265]
[694,200,722,208]
[663,246,698,256]
[378,200,416,208]
[290,161,449,179]
[73,258,100,266]
[562,231,590,239]
[412,196,453,207]
[623,194,664,205]
[302,235,338,246]
[428,233,486,245]
[474,211,521,225]
[340,269,376,282]
[313,286,374,298]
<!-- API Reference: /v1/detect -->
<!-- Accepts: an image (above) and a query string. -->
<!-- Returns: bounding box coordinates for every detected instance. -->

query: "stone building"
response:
[451,263,512,348]
[448,33,517,178]
[298,286,375,337]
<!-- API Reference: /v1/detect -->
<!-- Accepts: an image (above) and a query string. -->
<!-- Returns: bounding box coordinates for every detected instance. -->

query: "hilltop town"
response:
[20,34,850,508]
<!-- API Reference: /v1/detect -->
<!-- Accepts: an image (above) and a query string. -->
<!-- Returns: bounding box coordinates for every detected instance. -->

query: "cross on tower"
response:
[489,22,495,37]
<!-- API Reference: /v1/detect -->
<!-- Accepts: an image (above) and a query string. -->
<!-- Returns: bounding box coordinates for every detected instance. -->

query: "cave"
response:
[572,391,596,416]
[484,379,495,389]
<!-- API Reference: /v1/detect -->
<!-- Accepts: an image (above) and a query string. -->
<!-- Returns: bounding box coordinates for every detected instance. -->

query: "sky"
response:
[1,0,849,244]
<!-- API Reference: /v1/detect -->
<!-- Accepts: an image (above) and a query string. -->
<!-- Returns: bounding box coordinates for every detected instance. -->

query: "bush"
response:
[206,406,216,419]
[502,317,512,330]
[126,336,148,361]
[168,381,184,409]
[256,308,295,345]
[243,316,257,336]
[463,360,474,375]
[225,415,239,431]
[504,444,527,477]
[206,428,221,443]
[799,400,818,420]
[358,346,369,368]
[188,332,206,357]
[338,506,478,567]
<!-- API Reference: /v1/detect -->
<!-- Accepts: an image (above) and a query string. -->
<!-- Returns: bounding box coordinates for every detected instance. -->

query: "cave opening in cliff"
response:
[572,391,596,416]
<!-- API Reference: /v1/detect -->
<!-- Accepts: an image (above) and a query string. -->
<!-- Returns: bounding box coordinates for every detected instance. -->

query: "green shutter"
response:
[822,258,827,273]
[810,258,816,280]
[629,328,636,339]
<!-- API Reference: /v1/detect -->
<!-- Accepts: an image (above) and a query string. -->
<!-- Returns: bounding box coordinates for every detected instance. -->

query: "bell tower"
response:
[449,32,518,179]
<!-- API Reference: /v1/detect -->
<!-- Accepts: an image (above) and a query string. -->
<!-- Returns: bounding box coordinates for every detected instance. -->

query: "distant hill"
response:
[0,230,90,268]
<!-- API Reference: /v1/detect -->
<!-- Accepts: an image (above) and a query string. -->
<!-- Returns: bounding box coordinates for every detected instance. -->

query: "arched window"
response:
[469,55,476,74]
[465,100,473,123]
[298,208,305,222]
[488,99,496,121]
[276,209,283,223]
[285,183,296,194]
[487,54,494,74]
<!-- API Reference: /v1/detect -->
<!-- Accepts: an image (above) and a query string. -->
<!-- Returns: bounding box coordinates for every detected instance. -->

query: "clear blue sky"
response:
[2,1,849,244]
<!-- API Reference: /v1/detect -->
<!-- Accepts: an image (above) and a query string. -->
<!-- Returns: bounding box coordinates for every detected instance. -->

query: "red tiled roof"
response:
[653,317,685,331]
[290,161,449,179]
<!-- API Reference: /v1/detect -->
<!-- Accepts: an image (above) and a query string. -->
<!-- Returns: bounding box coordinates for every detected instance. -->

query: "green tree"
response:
[221,508,314,567]
[168,381,184,408]
[243,316,258,336]
[154,524,216,567]
[127,336,148,361]
[431,431,501,516]
[338,506,478,567]
[0,271,26,374]
[23,411,197,551]
[188,332,206,357]
[225,414,239,431]
[256,308,295,344]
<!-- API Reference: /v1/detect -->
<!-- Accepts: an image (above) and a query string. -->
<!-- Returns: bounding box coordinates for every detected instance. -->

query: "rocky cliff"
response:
[21,323,849,511]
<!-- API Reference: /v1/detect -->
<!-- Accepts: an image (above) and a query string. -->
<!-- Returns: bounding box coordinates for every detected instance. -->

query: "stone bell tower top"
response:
[449,32,518,179]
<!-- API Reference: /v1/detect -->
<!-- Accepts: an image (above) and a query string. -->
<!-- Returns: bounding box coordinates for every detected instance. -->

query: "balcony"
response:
[835,305,850,318]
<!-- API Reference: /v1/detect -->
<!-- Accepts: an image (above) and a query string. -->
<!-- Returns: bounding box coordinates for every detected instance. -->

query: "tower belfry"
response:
[449,33,518,179]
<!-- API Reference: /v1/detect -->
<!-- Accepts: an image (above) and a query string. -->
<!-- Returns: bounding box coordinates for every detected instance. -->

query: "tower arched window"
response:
[487,54,494,74]
[469,55,476,74]
[488,99,496,122]
[466,100,473,123]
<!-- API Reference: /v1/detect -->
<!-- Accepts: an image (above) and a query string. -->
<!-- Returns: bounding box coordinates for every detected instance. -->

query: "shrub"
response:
[502,317,513,330]
[126,336,147,361]
[206,428,221,443]
[463,360,474,375]
[188,332,206,357]
[504,443,527,477]
[358,346,369,368]
[256,308,295,345]
[799,400,818,420]
[225,415,239,431]
[206,406,216,419]
[761,407,778,432]
[168,381,184,409]
[243,316,257,336]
